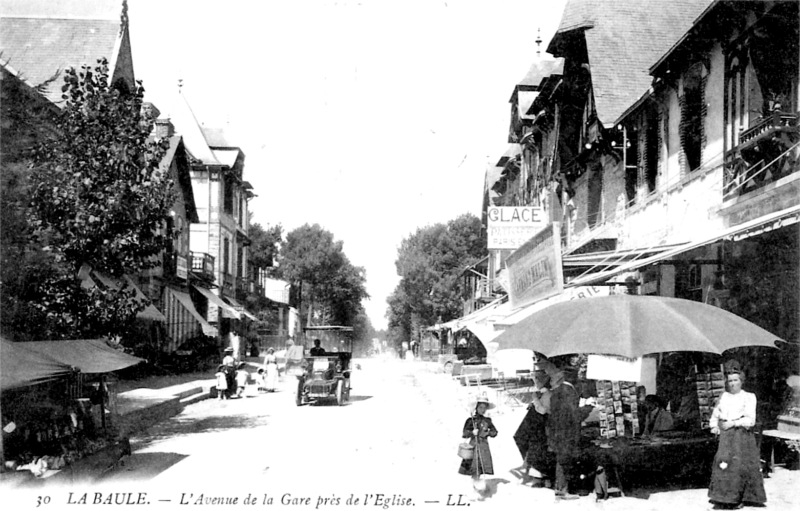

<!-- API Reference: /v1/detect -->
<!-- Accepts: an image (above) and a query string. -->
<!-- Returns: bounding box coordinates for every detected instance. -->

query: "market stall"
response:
[1,339,143,484]
[493,294,784,493]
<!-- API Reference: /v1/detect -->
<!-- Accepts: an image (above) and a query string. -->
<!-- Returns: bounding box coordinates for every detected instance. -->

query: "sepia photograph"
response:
[1,0,799,510]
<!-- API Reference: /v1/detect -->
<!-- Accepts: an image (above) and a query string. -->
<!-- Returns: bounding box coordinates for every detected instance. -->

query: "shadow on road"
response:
[131,414,270,450]
[101,452,188,482]
[347,395,372,403]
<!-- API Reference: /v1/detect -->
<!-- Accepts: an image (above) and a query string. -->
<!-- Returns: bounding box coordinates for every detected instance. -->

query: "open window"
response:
[680,63,705,172]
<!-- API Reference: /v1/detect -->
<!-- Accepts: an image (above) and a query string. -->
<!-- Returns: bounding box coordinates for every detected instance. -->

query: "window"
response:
[223,238,230,275]
[236,245,244,279]
[645,112,659,192]
[680,64,705,172]
[624,126,639,207]
[223,176,234,214]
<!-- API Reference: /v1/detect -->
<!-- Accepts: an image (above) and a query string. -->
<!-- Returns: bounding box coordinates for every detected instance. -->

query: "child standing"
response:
[235,363,250,398]
[256,368,267,393]
[215,365,228,400]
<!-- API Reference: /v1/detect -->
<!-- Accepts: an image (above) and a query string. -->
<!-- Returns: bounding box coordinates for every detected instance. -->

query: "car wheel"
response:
[336,379,344,406]
[295,378,304,406]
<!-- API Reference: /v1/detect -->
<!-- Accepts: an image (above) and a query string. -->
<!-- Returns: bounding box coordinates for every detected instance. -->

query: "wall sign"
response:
[505,223,563,308]
[487,206,547,249]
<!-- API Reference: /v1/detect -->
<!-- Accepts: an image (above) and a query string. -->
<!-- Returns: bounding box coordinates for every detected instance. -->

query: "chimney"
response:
[155,118,174,139]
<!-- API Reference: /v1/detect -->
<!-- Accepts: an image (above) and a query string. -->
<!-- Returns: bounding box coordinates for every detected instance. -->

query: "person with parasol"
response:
[458,393,498,498]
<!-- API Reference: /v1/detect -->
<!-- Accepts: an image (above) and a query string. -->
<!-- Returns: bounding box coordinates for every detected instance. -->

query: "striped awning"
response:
[192,285,241,319]
[167,288,218,337]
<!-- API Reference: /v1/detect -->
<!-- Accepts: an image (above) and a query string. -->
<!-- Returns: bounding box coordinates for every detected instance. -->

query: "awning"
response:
[192,285,241,319]
[566,205,800,288]
[1,338,73,391]
[562,242,689,268]
[168,288,218,337]
[224,297,258,321]
[16,339,143,374]
[92,272,167,322]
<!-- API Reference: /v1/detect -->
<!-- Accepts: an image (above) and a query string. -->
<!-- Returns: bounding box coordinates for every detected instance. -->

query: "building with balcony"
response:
[163,89,258,356]
[485,0,798,390]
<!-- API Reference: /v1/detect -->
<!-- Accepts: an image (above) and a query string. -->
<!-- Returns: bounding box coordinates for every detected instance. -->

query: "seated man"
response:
[643,395,674,435]
[309,339,326,356]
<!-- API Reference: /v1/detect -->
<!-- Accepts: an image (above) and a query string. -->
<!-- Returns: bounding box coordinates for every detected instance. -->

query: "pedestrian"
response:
[255,368,267,393]
[708,360,766,509]
[263,348,279,392]
[222,347,236,398]
[458,394,498,499]
[510,370,553,486]
[543,358,592,501]
[215,365,228,400]
[235,362,249,398]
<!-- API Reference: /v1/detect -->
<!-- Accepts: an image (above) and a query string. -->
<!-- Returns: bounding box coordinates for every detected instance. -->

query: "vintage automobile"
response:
[295,326,353,406]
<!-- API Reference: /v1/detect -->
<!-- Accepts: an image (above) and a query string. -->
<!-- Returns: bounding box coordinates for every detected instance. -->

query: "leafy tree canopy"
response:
[18,59,175,341]
[387,213,486,344]
[277,224,368,328]
[249,222,282,273]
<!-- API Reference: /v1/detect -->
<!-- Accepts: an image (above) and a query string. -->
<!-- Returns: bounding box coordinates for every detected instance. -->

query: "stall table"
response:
[578,432,717,494]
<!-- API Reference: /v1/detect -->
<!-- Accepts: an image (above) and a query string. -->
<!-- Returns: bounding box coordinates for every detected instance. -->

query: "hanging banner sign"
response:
[487,206,547,249]
[506,223,563,309]
[176,255,188,280]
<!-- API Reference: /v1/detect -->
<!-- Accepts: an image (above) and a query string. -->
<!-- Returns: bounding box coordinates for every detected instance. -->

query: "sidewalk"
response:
[410,361,800,510]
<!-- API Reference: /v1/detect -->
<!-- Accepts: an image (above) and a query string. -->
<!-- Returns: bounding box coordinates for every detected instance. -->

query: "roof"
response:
[0,16,127,105]
[16,339,144,374]
[160,135,199,223]
[519,57,564,88]
[547,0,713,126]
[161,92,220,165]
[202,127,238,148]
[1,338,73,390]
[211,149,240,168]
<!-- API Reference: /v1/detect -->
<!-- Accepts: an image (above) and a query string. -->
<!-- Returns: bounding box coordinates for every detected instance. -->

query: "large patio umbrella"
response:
[494,294,782,359]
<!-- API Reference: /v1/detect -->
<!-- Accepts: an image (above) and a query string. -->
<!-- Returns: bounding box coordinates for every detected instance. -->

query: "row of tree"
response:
[386,214,487,350]
[249,223,374,353]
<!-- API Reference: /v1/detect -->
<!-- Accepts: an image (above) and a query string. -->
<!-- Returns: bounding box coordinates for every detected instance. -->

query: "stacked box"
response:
[595,380,639,438]
[696,370,724,429]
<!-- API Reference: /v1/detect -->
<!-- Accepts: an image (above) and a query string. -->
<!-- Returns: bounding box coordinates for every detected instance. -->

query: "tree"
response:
[249,222,283,275]
[23,58,174,340]
[277,224,368,327]
[387,213,486,346]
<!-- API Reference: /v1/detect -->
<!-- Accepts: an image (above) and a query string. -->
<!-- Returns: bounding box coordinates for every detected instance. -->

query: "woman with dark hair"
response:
[708,360,766,509]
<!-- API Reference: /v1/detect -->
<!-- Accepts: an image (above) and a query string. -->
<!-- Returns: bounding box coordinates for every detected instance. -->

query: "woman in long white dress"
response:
[263,348,279,392]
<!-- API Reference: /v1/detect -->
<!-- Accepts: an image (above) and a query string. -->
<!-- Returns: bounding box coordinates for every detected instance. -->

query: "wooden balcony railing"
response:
[724,112,799,199]
[190,252,215,282]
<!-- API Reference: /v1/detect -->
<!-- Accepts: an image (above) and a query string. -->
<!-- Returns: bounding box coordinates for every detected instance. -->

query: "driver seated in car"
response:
[310,339,326,356]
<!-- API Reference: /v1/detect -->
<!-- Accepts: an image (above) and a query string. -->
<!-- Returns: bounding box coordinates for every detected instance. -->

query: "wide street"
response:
[12,358,796,511]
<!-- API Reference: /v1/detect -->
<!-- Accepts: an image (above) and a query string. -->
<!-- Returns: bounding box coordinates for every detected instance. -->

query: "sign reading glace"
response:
[487,206,547,249]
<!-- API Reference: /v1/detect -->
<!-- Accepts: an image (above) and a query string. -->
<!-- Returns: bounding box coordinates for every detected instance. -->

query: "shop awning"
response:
[167,288,218,337]
[92,272,167,322]
[1,338,73,391]
[566,205,800,288]
[224,297,258,321]
[192,285,241,319]
[16,339,144,374]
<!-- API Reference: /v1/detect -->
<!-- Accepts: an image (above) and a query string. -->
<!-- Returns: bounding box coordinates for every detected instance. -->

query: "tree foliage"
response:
[277,224,369,328]
[249,222,282,273]
[17,59,175,340]
[387,213,486,344]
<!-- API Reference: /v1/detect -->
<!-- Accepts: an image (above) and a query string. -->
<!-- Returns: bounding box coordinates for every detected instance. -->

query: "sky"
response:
[3,0,568,330]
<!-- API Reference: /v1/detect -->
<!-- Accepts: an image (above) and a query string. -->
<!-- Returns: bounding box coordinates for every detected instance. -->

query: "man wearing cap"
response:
[543,360,583,501]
